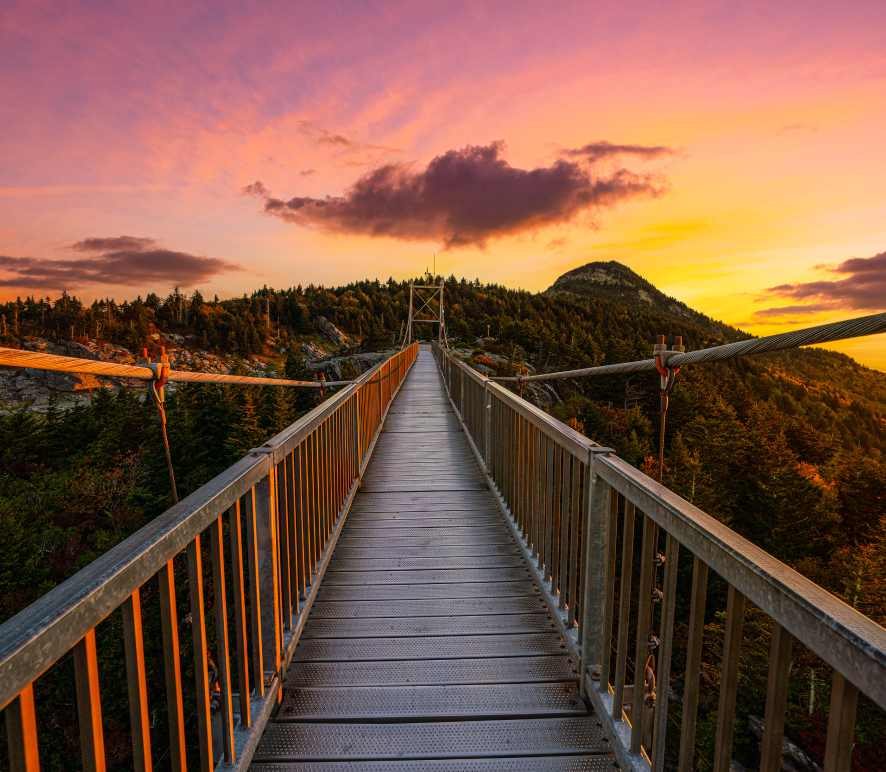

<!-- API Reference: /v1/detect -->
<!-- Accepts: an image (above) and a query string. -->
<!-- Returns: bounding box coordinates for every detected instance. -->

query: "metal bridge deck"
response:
[253,350,613,771]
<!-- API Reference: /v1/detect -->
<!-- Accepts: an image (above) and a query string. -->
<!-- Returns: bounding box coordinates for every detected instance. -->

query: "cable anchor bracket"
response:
[139,346,178,504]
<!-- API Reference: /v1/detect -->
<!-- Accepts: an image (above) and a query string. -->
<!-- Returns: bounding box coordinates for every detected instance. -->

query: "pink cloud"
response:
[245,140,669,249]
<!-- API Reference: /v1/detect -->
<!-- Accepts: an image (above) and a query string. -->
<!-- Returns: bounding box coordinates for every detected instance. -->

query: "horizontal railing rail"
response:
[432,341,886,772]
[0,343,418,772]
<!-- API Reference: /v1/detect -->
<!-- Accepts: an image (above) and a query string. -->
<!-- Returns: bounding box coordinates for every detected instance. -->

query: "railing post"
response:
[580,450,610,695]
[484,385,492,472]
[353,387,361,475]
[254,461,282,690]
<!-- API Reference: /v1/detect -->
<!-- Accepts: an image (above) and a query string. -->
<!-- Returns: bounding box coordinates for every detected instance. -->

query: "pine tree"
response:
[227,389,265,457]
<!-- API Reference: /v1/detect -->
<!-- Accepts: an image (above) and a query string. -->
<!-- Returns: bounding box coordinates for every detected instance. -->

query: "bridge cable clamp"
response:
[138,347,178,504]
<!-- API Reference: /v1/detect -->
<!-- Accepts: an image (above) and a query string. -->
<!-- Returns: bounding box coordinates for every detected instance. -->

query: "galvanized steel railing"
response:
[0,343,418,772]
[432,341,886,772]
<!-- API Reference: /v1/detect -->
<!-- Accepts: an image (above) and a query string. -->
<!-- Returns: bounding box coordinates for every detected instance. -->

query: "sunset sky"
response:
[2,0,885,367]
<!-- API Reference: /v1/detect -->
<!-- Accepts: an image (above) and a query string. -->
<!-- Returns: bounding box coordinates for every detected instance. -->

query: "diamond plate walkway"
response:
[251,349,615,771]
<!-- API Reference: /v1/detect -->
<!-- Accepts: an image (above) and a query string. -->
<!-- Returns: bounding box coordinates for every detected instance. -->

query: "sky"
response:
[2,0,885,368]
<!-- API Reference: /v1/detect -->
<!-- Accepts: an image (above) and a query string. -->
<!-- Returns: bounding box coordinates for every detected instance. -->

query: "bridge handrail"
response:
[432,341,885,772]
[0,343,418,771]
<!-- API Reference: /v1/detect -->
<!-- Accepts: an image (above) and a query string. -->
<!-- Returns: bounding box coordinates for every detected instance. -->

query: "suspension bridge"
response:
[1,308,885,772]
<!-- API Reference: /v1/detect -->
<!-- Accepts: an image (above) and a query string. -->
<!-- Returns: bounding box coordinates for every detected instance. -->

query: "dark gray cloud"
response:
[0,236,243,290]
[559,141,676,163]
[69,236,156,253]
[754,251,886,318]
[244,140,670,249]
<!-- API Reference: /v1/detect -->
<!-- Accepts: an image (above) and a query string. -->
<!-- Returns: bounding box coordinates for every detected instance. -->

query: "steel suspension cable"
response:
[0,347,353,386]
[489,311,886,383]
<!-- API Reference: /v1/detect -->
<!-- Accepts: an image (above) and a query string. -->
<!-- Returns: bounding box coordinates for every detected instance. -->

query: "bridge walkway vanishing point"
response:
[251,350,616,771]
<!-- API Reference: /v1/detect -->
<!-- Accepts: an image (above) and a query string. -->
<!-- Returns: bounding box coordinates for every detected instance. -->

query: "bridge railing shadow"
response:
[432,341,886,772]
[0,343,419,772]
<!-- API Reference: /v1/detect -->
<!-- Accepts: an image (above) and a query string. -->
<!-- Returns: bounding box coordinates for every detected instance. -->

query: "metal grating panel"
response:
[355,493,495,502]
[291,633,568,662]
[341,528,506,541]
[334,535,515,549]
[283,656,579,687]
[325,556,525,572]
[276,683,586,721]
[330,546,518,559]
[301,613,559,639]
[347,508,503,518]
[342,517,503,530]
[252,760,616,772]
[318,568,533,585]
[313,581,539,602]
[254,717,607,760]
[309,596,547,618]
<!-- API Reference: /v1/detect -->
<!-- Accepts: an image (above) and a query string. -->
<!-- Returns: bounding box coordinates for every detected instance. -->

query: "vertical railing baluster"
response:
[484,386,491,471]
[286,451,300,614]
[678,555,708,772]
[581,460,610,683]
[598,489,619,686]
[5,684,40,772]
[612,500,636,721]
[73,629,105,772]
[324,418,331,540]
[512,412,519,530]
[712,584,745,772]
[576,461,591,644]
[544,441,557,580]
[229,500,251,726]
[520,415,527,535]
[353,389,361,475]
[186,534,214,772]
[541,437,553,573]
[567,454,582,628]
[299,440,310,591]
[210,515,235,765]
[243,488,265,698]
[533,428,542,557]
[631,513,656,755]
[760,622,793,772]
[158,559,187,771]
[557,450,570,605]
[255,466,281,690]
[308,432,318,567]
[321,419,329,541]
[823,672,858,772]
[277,457,291,630]
[121,590,152,772]
[338,407,344,510]
[651,533,680,771]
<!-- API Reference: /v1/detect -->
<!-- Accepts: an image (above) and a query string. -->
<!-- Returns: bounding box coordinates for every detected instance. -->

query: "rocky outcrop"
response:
[315,316,358,348]
[308,350,398,381]
[302,342,330,362]
[748,716,823,772]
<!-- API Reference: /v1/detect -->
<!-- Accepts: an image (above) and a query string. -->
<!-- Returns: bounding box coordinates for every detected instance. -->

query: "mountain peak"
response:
[545,260,724,336]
